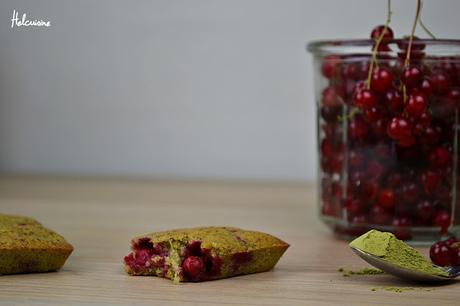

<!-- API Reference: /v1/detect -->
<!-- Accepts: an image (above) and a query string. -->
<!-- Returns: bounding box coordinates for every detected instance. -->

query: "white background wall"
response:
[0,0,459,181]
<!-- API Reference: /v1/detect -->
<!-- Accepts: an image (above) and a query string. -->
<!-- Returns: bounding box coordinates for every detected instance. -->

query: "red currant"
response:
[321,55,341,79]
[393,216,413,228]
[182,256,206,281]
[385,89,403,113]
[415,200,433,222]
[447,87,460,105]
[401,182,419,204]
[321,86,343,107]
[431,71,451,95]
[451,245,460,266]
[398,36,426,51]
[370,25,394,41]
[372,118,389,138]
[429,146,451,168]
[430,242,453,266]
[362,182,380,201]
[343,63,360,80]
[419,78,433,97]
[350,214,368,224]
[366,161,386,181]
[364,106,383,122]
[353,88,377,108]
[402,66,423,89]
[349,150,365,168]
[322,200,340,217]
[348,171,365,192]
[387,117,413,140]
[397,36,425,62]
[371,67,393,92]
[405,94,427,118]
[348,116,369,142]
[419,111,431,126]
[370,205,392,225]
[434,210,451,231]
[420,170,440,194]
[378,188,396,209]
[320,138,334,156]
[344,196,364,215]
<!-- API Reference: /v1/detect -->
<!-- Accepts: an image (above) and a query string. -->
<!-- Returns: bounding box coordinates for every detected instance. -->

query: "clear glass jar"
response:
[307,39,460,244]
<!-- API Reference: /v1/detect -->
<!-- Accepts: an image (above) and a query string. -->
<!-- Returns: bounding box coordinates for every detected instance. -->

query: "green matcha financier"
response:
[124,226,289,282]
[0,213,73,275]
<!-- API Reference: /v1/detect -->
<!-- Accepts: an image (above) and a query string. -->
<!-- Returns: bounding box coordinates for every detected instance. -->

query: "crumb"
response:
[371,286,435,293]
[339,267,384,277]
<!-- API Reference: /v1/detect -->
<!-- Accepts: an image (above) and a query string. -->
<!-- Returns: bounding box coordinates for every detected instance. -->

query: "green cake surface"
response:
[0,214,74,275]
[124,226,289,282]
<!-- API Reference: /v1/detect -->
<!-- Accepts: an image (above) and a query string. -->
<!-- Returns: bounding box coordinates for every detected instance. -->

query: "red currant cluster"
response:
[430,237,460,266]
[320,25,460,239]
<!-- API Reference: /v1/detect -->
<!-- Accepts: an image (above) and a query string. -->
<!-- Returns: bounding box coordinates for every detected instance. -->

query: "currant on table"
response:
[430,237,460,266]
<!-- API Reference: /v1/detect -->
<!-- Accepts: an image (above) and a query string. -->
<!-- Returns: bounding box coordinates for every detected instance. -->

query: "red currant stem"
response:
[367,0,392,90]
[418,1,436,39]
[404,0,422,68]
[402,84,408,104]
[337,107,360,122]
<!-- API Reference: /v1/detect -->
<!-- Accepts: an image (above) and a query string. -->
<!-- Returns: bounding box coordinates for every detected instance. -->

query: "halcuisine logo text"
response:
[11,9,51,28]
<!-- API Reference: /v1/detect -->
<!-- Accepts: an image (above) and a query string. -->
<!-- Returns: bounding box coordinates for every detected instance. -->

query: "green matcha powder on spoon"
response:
[349,230,460,282]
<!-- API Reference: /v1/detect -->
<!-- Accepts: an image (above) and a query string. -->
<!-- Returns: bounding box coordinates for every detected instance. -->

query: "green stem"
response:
[418,1,436,39]
[404,0,422,67]
[337,107,360,122]
[367,0,392,90]
[402,0,422,103]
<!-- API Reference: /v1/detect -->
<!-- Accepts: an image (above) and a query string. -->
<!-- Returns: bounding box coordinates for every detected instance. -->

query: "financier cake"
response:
[0,214,73,275]
[124,226,289,282]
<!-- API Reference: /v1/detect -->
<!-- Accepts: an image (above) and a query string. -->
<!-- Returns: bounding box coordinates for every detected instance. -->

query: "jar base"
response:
[321,216,460,246]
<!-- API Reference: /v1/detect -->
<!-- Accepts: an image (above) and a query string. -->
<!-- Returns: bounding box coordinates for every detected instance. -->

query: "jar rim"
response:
[307,39,460,57]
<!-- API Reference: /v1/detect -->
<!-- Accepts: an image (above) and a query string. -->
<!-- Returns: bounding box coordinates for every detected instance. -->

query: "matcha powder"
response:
[349,230,448,277]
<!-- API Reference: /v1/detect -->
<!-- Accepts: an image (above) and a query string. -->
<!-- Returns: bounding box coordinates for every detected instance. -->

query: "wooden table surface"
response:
[0,176,459,306]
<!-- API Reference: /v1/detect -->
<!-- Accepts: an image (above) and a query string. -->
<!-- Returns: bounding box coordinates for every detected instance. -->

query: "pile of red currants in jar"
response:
[318,25,460,241]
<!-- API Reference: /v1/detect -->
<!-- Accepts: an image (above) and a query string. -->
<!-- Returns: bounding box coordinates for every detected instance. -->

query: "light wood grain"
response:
[0,176,459,306]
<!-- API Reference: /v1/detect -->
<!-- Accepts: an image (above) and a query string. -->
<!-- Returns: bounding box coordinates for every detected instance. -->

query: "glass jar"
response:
[307,39,460,244]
